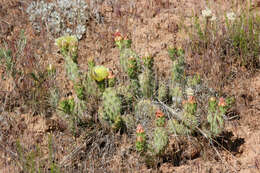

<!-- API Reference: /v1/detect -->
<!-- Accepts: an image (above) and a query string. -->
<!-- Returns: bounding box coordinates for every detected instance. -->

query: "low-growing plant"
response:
[157,81,169,102]
[152,127,169,155]
[207,97,226,137]
[170,48,186,84]
[48,29,238,168]
[167,119,191,136]
[0,47,14,78]
[98,87,124,131]
[135,124,147,153]
[155,109,166,127]
[59,97,75,115]
[190,6,259,69]
[15,135,60,173]
[55,35,94,132]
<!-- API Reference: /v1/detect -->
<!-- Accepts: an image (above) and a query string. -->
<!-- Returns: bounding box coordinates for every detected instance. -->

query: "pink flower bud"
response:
[155,109,164,118]
[218,97,226,107]
[188,96,196,104]
[136,124,144,133]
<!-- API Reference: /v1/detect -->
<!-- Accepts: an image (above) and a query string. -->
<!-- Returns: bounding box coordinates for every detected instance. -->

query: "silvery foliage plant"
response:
[26,0,90,39]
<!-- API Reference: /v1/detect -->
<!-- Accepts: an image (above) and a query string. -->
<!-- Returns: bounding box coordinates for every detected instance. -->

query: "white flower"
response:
[202,8,212,18]
[226,12,236,21]
[210,15,217,21]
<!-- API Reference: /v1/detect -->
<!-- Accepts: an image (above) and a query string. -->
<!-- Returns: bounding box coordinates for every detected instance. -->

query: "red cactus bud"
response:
[156,109,164,118]
[188,96,196,104]
[218,97,226,107]
[136,124,144,133]
[114,31,121,37]
[114,31,123,42]
[107,70,115,79]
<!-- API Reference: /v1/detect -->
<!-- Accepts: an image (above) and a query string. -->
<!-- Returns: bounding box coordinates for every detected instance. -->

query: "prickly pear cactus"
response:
[135,99,159,133]
[102,88,121,121]
[127,57,140,80]
[182,112,198,131]
[122,114,135,132]
[170,48,185,85]
[142,55,154,71]
[139,69,153,98]
[207,97,225,136]
[116,84,134,110]
[167,119,191,135]
[170,84,183,106]
[158,82,169,102]
[182,96,198,131]
[120,48,139,74]
[65,56,80,82]
[152,127,169,155]
[98,106,109,129]
[135,99,158,122]
[171,58,185,84]
[99,87,123,131]
[111,115,124,131]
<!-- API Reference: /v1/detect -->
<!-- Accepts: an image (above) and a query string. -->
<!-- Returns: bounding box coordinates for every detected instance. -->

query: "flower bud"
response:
[218,97,226,107]
[155,109,164,119]
[136,124,144,133]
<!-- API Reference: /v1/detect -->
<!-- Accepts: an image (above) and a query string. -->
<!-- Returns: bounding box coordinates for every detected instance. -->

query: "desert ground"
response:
[0,0,259,172]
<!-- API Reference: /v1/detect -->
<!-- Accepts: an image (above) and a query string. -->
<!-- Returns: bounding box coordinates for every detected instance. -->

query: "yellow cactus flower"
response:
[55,35,78,51]
[91,66,109,82]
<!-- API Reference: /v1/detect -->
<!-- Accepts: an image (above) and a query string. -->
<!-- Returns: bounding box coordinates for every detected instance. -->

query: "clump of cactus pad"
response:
[52,30,234,167]
[152,127,168,155]
[98,87,123,131]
